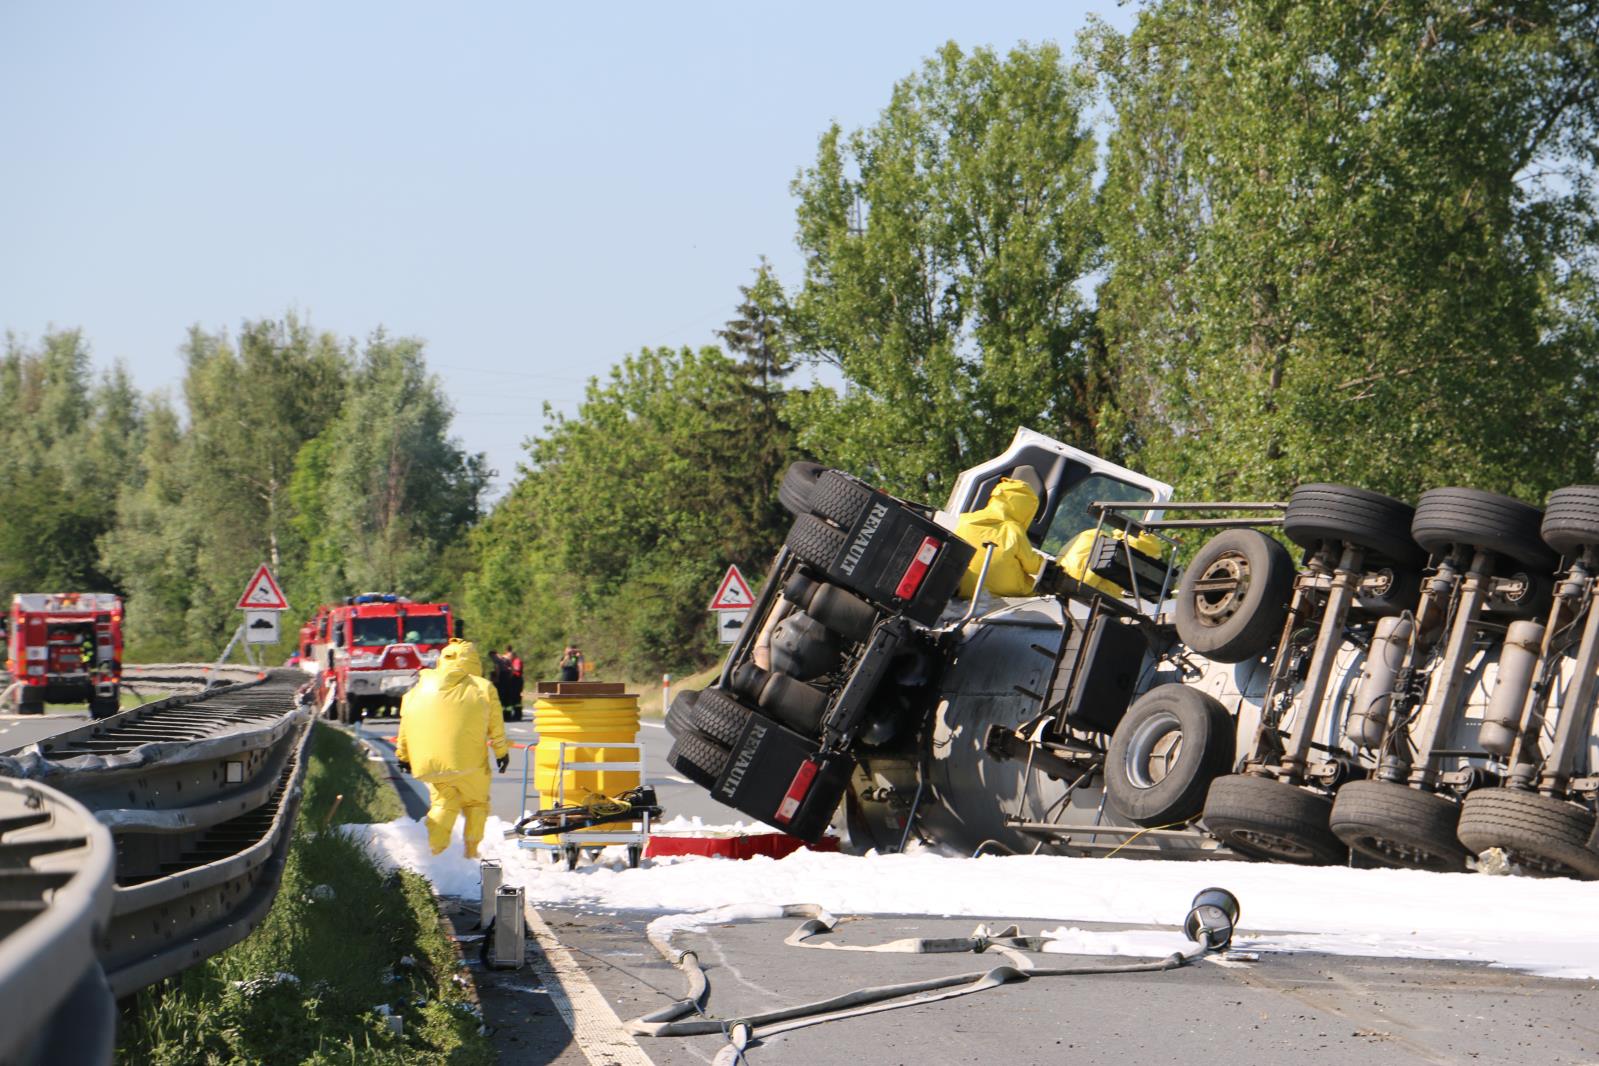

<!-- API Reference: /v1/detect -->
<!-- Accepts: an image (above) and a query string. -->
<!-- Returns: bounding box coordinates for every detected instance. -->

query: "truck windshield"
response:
[1043,475,1154,555]
[351,617,398,648]
[404,615,449,645]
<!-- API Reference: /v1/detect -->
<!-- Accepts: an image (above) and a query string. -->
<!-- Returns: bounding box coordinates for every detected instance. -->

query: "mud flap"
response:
[817,493,973,625]
[712,708,854,842]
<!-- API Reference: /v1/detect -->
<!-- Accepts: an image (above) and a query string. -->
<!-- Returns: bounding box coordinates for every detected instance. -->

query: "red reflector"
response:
[893,537,941,600]
[774,759,821,824]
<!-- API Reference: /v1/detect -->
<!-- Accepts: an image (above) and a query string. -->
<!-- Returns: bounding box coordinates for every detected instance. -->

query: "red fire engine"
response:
[5,593,124,717]
[299,594,455,723]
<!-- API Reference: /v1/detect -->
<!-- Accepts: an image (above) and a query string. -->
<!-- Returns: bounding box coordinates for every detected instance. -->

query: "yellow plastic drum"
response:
[532,682,640,842]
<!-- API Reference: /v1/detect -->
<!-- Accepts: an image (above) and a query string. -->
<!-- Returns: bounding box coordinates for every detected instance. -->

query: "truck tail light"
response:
[774,759,821,825]
[893,537,942,601]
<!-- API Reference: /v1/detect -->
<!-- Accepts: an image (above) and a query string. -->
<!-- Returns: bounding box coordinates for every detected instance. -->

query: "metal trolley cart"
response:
[516,741,655,869]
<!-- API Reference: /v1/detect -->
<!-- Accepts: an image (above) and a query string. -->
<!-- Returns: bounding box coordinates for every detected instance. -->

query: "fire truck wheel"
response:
[1541,485,1599,557]
[1457,789,1599,879]
[1105,685,1235,828]
[1412,487,1559,572]
[665,689,700,738]
[13,690,43,715]
[1285,483,1426,570]
[1328,779,1469,872]
[1201,775,1348,865]
[1174,529,1294,662]
[779,461,826,516]
[810,470,873,529]
[668,732,730,791]
[89,697,119,720]
[691,688,755,747]
[785,514,849,573]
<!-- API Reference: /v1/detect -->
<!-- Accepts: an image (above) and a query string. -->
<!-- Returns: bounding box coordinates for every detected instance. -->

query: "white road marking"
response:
[523,903,656,1065]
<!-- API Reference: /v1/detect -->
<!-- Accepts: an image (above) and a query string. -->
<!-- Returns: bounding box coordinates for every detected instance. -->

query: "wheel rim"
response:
[1232,828,1317,861]
[1192,552,1252,627]
[1124,710,1185,789]
[1350,833,1453,868]
[1499,847,1585,878]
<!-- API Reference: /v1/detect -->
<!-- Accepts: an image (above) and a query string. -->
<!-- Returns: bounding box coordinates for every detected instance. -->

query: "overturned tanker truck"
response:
[665,428,1599,879]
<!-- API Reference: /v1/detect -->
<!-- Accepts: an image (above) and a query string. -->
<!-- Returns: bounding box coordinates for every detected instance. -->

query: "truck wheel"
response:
[1457,789,1599,879]
[89,697,120,720]
[1284,483,1425,569]
[1541,485,1599,557]
[779,461,826,516]
[1174,530,1294,662]
[1328,780,1469,872]
[1105,685,1235,828]
[665,690,699,738]
[810,470,873,529]
[785,514,849,572]
[668,732,730,791]
[758,673,830,737]
[1411,487,1558,572]
[690,688,754,747]
[1201,775,1347,865]
[14,690,43,716]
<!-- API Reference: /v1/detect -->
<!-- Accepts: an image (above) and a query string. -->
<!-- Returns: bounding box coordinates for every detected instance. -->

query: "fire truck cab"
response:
[5,593,124,718]
[302,594,455,723]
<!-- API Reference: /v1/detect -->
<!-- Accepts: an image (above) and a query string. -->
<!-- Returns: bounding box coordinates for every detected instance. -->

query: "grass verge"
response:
[117,724,493,1066]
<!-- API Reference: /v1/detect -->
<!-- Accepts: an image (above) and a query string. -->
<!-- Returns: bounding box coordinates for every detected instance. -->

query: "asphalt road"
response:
[0,707,91,751]
[14,699,1596,1064]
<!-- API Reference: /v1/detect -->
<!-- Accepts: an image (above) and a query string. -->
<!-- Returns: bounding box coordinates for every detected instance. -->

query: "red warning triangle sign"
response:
[708,564,755,610]
[236,564,290,610]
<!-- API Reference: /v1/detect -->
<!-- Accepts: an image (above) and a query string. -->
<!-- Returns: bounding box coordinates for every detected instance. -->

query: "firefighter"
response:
[79,631,96,668]
[953,467,1046,597]
[504,645,524,711]
[394,639,510,858]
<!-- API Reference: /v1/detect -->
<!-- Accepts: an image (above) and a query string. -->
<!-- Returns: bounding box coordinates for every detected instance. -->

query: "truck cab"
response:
[6,593,124,718]
[307,594,455,722]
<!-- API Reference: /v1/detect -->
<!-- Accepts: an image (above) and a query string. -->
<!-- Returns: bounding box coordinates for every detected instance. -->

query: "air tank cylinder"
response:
[1480,620,1544,757]
[1346,615,1413,748]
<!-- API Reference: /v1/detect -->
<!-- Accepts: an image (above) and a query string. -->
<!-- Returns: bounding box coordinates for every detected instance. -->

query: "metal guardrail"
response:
[0,669,313,1055]
[0,777,116,1066]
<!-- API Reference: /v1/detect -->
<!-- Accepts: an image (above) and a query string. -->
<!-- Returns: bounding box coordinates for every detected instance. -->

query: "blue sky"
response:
[0,3,1134,493]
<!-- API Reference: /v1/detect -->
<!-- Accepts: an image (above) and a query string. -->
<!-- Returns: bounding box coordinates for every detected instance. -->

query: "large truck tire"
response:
[1328,779,1469,872]
[786,514,849,571]
[1174,529,1294,662]
[665,689,699,738]
[668,732,731,791]
[1541,485,1599,557]
[1411,487,1558,572]
[1105,685,1235,827]
[14,689,43,715]
[1283,483,1425,569]
[89,696,120,720]
[1456,789,1599,879]
[779,461,826,517]
[690,688,755,748]
[1202,775,1348,865]
[810,470,873,529]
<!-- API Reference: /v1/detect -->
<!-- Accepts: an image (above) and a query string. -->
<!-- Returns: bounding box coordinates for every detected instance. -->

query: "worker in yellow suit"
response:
[394,639,510,858]
[955,469,1046,597]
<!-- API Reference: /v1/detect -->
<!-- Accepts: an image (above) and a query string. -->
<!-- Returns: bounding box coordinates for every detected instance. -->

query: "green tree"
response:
[293,331,489,602]
[786,40,1104,499]
[0,330,143,598]
[1090,1,1599,503]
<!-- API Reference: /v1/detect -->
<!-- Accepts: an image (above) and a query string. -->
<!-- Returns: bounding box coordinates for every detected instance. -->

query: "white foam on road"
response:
[343,816,1599,980]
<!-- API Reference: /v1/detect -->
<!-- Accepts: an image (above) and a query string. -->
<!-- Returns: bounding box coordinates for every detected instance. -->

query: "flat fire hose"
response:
[626,900,1232,1063]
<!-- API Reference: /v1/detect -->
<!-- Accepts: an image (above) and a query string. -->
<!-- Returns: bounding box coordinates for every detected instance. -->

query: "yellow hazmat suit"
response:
[395,640,510,858]
[954,477,1045,598]
[1060,527,1167,598]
